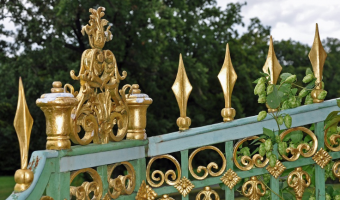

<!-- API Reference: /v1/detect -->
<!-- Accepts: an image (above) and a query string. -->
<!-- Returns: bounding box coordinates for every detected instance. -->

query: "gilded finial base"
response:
[14,169,34,192]
[266,103,278,113]
[177,117,191,131]
[311,89,324,103]
[221,108,236,122]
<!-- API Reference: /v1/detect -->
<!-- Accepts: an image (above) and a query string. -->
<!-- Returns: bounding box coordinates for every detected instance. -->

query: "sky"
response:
[217,0,340,44]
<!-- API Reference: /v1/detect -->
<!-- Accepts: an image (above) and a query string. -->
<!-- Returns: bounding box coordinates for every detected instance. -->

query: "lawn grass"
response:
[0,176,15,199]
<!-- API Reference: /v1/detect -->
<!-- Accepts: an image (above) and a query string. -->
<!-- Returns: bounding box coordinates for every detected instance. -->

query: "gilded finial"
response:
[288,167,311,200]
[218,44,237,122]
[309,23,327,103]
[263,36,282,112]
[172,54,192,131]
[13,77,34,192]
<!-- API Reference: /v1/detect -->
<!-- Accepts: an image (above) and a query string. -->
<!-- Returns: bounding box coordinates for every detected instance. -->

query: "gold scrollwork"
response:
[107,162,135,199]
[332,161,340,181]
[324,123,340,152]
[189,146,226,180]
[288,167,311,200]
[196,186,220,200]
[280,127,318,161]
[68,7,131,145]
[242,176,266,200]
[70,168,103,200]
[146,155,181,187]
[233,136,269,171]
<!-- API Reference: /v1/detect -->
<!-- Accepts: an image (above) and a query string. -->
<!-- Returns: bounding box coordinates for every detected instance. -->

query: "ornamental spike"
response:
[218,44,237,122]
[262,36,282,85]
[172,54,192,131]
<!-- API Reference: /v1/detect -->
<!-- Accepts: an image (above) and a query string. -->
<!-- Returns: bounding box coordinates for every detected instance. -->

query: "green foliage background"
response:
[0,0,340,175]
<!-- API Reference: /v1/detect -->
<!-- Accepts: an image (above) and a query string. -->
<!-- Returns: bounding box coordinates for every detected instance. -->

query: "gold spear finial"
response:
[263,36,282,85]
[218,43,237,122]
[309,23,327,103]
[263,36,282,113]
[13,77,34,192]
[172,54,192,131]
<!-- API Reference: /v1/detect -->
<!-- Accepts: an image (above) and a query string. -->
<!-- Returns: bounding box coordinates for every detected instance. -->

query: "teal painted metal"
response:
[270,131,280,200]
[6,98,340,200]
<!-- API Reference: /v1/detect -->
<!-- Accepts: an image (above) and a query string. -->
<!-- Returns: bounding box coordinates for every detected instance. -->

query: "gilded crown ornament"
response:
[288,167,311,200]
[66,7,132,145]
[135,180,157,200]
[196,186,220,200]
[242,176,266,200]
[309,23,327,103]
[263,36,282,113]
[157,194,175,200]
[13,78,34,192]
[172,54,192,131]
[218,44,237,122]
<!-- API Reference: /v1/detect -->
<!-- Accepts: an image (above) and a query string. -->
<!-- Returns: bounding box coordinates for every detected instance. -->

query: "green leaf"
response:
[324,115,340,130]
[280,73,292,81]
[263,127,275,141]
[304,135,312,143]
[250,135,267,144]
[279,83,291,93]
[337,99,340,107]
[259,71,269,77]
[291,88,298,95]
[290,130,303,143]
[266,85,281,109]
[253,77,260,84]
[305,78,317,89]
[250,147,259,156]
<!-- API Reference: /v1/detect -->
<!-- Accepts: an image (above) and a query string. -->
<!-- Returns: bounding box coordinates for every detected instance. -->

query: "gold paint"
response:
[70,168,103,200]
[280,127,318,161]
[309,24,327,103]
[107,162,136,199]
[233,136,269,171]
[218,44,237,122]
[157,194,175,200]
[312,148,332,168]
[126,84,153,140]
[196,186,220,200]
[220,168,241,190]
[13,78,34,192]
[189,146,226,180]
[135,180,157,200]
[172,54,192,131]
[288,167,311,200]
[36,81,78,150]
[174,176,194,197]
[332,161,340,181]
[146,155,181,187]
[40,196,54,200]
[263,36,282,113]
[324,125,340,151]
[68,7,131,145]
[242,176,266,200]
[266,160,286,179]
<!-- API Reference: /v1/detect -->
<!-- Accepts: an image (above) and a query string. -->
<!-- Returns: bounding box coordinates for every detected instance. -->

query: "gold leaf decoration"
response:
[218,43,237,122]
[196,186,220,200]
[288,167,311,200]
[266,160,286,179]
[312,148,332,169]
[70,168,103,200]
[174,177,194,197]
[262,36,282,85]
[332,161,340,181]
[172,54,192,131]
[220,169,241,190]
[135,180,157,200]
[242,176,266,200]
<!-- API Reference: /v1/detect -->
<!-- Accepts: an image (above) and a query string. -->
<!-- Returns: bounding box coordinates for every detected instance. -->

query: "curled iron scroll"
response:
[189,146,226,180]
[146,154,181,187]
[70,168,103,200]
[233,136,269,171]
[107,162,135,199]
